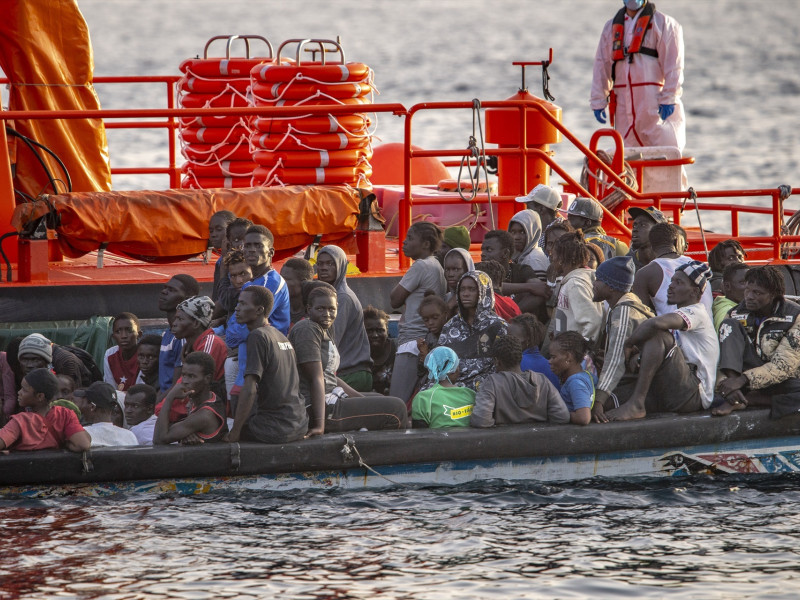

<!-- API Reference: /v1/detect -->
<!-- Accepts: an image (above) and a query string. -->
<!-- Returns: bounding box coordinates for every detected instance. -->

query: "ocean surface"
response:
[3,1,800,598]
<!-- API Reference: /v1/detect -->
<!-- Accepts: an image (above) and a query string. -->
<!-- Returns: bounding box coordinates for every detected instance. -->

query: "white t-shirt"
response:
[84,422,140,447]
[673,303,719,409]
[129,414,157,445]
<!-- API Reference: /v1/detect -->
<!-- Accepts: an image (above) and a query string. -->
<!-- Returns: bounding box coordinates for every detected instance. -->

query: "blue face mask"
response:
[624,0,645,9]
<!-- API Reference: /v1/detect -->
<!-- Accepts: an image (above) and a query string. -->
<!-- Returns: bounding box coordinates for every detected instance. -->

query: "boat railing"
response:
[1,83,798,271]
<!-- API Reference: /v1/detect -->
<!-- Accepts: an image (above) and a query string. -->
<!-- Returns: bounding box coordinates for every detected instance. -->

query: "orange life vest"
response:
[611,2,659,68]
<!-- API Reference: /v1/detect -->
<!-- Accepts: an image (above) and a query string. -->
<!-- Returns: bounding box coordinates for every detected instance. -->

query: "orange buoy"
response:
[180,115,246,129]
[181,175,255,189]
[180,58,271,78]
[180,126,250,145]
[250,132,371,152]
[179,92,251,109]
[182,143,254,163]
[179,77,251,94]
[181,160,257,177]
[253,165,372,186]
[251,81,372,101]
[252,114,370,134]
[369,142,451,185]
[254,149,371,168]
[252,62,371,83]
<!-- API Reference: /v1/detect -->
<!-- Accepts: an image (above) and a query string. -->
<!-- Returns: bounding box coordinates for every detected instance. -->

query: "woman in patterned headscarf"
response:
[437,270,508,391]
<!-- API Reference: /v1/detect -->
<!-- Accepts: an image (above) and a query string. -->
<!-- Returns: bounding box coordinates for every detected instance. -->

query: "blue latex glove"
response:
[593,108,607,124]
[658,104,675,121]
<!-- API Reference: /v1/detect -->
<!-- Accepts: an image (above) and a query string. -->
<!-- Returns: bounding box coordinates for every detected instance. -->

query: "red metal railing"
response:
[1,78,799,270]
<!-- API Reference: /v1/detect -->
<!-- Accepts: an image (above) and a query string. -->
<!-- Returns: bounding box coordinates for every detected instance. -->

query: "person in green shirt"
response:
[712,262,749,332]
[411,346,475,428]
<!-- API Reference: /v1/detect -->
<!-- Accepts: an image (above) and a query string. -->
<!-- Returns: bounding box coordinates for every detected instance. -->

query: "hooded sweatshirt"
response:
[317,245,372,376]
[438,270,508,391]
[553,267,604,344]
[509,210,549,280]
[443,247,475,304]
[470,370,569,427]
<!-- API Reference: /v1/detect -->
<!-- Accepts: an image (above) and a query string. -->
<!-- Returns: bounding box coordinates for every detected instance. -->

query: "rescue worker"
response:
[566,197,628,261]
[590,0,685,152]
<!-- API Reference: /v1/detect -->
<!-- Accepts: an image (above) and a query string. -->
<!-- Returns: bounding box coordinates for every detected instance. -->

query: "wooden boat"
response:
[2,10,800,496]
[2,409,800,498]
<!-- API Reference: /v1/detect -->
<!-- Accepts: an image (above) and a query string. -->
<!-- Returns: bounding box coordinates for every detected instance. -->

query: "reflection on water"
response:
[3,476,800,599]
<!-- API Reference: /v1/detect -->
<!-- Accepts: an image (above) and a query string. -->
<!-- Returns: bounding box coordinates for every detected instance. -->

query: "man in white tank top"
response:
[631,223,712,317]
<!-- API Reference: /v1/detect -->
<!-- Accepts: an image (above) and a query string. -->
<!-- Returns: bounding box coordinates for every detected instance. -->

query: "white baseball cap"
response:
[514,184,562,210]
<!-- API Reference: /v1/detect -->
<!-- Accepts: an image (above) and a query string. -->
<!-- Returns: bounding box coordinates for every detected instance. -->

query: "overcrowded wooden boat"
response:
[2,4,800,497]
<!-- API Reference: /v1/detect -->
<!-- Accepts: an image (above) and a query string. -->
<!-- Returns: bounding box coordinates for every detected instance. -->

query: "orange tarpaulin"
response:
[12,185,363,263]
[0,0,112,200]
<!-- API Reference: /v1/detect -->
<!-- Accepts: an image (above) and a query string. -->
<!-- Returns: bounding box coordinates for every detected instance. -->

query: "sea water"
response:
[2,1,800,597]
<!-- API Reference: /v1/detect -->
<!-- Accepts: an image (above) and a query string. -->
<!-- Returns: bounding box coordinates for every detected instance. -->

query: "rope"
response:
[687,186,710,261]
[340,435,400,485]
[777,184,798,259]
[541,60,555,102]
[456,99,495,229]
[579,149,637,211]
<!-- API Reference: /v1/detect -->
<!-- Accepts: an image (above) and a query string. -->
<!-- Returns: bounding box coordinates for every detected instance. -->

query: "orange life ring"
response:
[250,132,371,151]
[179,92,251,109]
[253,165,372,186]
[179,115,245,129]
[179,77,251,94]
[250,81,372,101]
[180,58,272,78]
[251,62,371,84]
[181,160,257,177]
[252,114,370,134]
[182,143,254,163]
[253,149,371,168]
[180,126,250,145]
[181,176,255,189]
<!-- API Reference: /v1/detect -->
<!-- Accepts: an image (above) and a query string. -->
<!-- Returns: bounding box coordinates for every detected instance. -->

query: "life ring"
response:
[181,176,255,189]
[182,143,254,163]
[251,95,370,108]
[252,114,370,134]
[180,126,250,145]
[251,62,371,84]
[179,92,251,109]
[253,165,372,186]
[180,58,273,78]
[250,132,371,152]
[179,115,245,129]
[181,160,257,177]
[179,77,251,94]
[250,81,372,101]
[253,149,371,168]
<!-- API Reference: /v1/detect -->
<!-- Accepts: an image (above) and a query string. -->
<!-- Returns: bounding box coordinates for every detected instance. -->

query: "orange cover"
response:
[0,0,112,199]
[12,185,362,263]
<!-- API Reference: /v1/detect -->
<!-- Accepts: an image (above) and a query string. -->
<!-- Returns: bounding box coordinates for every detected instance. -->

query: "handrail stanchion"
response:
[166,79,178,188]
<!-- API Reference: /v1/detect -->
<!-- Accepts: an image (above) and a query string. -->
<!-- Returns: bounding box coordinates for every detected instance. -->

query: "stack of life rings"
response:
[249,61,375,188]
[178,55,274,189]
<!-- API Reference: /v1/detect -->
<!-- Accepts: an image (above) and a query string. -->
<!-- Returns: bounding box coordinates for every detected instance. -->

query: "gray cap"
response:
[566,197,603,222]
[515,185,562,210]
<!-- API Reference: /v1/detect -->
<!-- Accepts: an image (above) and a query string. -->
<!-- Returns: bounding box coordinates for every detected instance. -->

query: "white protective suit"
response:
[590,4,685,151]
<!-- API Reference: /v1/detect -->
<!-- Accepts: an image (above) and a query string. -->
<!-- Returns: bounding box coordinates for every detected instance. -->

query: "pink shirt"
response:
[0,406,85,451]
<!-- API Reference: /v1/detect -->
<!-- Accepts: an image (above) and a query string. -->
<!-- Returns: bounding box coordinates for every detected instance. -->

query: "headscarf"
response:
[176,296,214,329]
[424,346,460,382]
[509,210,549,275]
[444,248,475,279]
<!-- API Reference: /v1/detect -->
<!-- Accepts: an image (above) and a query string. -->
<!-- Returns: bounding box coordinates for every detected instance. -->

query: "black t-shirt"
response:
[506,262,536,284]
[244,326,308,443]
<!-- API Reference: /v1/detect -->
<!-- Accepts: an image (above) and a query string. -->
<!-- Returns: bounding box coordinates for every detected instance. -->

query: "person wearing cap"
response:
[627,206,667,270]
[591,0,685,152]
[714,266,800,419]
[161,295,228,423]
[602,260,718,421]
[631,223,712,318]
[515,185,563,249]
[80,381,139,447]
[0,368,90,452]
[591,256,655,422]
[435,225,472,265]
[566,197,628,261]
[16,333,89,390]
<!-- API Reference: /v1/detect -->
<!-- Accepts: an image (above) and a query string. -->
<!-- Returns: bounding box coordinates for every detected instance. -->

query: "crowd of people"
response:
[2,193,798,454]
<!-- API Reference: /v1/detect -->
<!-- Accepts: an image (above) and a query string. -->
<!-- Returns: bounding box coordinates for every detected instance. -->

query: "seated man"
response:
[591,256,654,422]
[604,261,719,421]
[566,197,628,260]
[471,335,568,428]
[714,266,800,418]
[125,383,158,445]
[135,334,161,389]
[712,262,749,332]
[708,239,747,295]
[227,286,309,443]
[80,381,139,447]
[0,368,90,452]
[153,352,228,445]
[17,333,89,389]
[626,206,667,270]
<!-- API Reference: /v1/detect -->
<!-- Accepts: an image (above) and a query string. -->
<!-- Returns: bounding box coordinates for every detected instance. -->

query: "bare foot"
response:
[711,399,746,417]
[606,402,647,421]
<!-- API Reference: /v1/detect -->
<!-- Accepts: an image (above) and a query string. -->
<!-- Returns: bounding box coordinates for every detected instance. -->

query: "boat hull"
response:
[1,409,798,498]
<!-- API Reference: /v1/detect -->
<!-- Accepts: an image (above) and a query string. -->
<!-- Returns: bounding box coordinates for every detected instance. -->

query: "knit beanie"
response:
[18,333,53,363]
[176,295,215,329]
[595,256,636,292]
[676,260,712,292]
[23,368,60,401]
[442,226,471,251]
